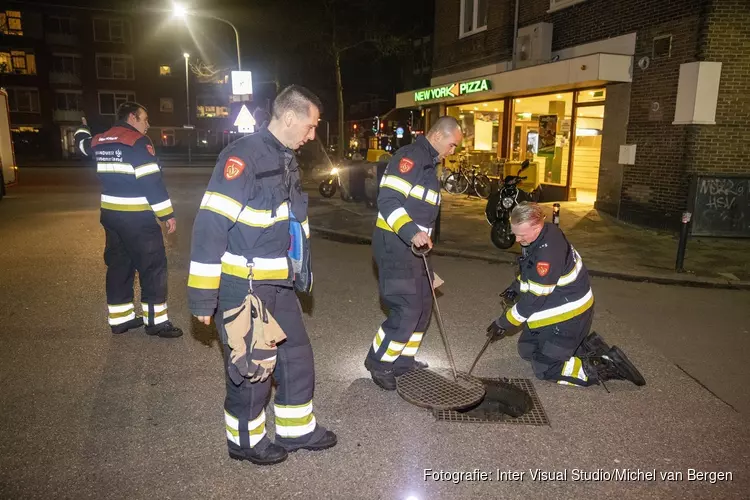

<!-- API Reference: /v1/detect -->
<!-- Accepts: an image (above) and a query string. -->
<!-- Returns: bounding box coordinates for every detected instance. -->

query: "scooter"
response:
[485,160,542,249]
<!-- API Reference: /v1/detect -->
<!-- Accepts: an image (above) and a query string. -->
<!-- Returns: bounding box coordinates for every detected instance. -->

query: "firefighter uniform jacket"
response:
[74,123,174,221]
[376,135,441,242]
[498,223,594,332]
[187,128,310,318]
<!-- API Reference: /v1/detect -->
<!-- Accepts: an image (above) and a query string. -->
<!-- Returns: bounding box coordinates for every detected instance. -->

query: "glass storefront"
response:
[437,87,606,202]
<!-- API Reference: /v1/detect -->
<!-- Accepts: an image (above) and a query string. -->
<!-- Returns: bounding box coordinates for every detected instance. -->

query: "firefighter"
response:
[74,103,182,338]
[485,202,646,387]
[188,85,336,466]
[365,117,463,390]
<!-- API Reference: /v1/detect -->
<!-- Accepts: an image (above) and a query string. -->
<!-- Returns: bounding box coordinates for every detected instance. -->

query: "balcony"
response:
[49,72,81,85]
[46,33,79,46]
[53,109,84,122]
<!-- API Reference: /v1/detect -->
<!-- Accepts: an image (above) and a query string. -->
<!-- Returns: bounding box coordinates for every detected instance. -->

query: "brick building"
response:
[1,4,247,162]
[395,0,750,229]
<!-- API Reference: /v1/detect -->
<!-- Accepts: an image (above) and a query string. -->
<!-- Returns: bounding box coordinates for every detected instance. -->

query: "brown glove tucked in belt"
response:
[223,293,287,385]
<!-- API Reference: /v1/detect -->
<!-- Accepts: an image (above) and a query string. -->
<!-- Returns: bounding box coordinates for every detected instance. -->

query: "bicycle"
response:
[442,160,492,199]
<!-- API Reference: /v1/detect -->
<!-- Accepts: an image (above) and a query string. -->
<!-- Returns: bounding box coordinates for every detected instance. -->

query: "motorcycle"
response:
[485,160,542,249]
[318,165,352,201]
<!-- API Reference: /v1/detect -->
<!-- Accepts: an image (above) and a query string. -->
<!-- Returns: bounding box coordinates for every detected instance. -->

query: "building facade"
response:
[396,0,750,230]
[1,4,244,161]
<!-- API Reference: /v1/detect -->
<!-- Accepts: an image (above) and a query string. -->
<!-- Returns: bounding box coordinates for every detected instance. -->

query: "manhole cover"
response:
[396,369,485,410]
[433,378,550,426]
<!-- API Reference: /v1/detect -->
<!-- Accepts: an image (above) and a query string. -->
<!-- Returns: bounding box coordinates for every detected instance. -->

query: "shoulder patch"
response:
[398,157,415,174]
[224,156,246,180]
[146,144,155,156]
[536,261,550,277]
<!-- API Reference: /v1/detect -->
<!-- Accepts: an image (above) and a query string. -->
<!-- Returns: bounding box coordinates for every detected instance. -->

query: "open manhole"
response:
[433,378,550,426]
[396,369,485,411]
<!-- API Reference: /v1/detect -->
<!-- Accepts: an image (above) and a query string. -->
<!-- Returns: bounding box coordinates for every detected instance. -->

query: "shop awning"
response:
[396,53,633,109]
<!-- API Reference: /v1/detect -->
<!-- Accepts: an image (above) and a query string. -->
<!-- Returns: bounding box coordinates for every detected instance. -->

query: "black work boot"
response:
[364,358,397,391]
[581,347,646,387]
[111,317,144,335]
[394,359,429,376]
[577,331,611,356]
[228,442,288,466]
[145,321,183,338]
[290,430,338,452]
[607,346,646,386]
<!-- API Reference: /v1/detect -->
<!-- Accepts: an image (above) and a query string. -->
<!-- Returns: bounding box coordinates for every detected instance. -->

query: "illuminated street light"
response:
[172,2,242,70]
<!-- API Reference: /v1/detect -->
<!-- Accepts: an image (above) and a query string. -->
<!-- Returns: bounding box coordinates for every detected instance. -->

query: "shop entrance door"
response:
[60,126,77,159]
[570,105,604,204]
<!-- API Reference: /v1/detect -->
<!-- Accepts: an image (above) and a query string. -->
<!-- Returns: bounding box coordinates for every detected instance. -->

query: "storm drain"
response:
[396,369,486,411]
[433,378,550,426]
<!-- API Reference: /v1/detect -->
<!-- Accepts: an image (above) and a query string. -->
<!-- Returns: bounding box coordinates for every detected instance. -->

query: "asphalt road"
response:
[1,168,748,499]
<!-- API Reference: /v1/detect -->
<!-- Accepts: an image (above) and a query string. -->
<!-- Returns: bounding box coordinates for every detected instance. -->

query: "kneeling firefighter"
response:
[485,202,646,388]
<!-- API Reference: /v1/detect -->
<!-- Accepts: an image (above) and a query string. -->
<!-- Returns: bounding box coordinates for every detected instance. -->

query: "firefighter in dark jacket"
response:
[365,117,464,390]
[75,102,182,338]
[188,85,336,466]
[486,202,646,387]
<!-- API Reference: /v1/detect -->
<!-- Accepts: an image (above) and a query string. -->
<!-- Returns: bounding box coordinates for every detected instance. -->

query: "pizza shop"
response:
[395,53,632,203]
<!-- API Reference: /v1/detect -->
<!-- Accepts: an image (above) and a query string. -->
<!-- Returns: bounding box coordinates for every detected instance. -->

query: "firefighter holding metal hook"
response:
[365,117,463,390]
[485,202,646,388]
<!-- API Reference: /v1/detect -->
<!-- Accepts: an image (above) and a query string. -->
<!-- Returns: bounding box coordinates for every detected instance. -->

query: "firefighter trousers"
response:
[517,307,595,387]
[217,285,327,452]
[100,210,169,329]
[367,229,433,373]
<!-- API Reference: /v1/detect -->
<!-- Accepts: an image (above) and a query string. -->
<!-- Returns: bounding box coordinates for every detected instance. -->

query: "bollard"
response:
[675,212,691,272]
[552,203,560,225]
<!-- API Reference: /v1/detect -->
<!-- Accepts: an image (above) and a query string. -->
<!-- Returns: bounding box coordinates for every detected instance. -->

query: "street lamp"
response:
[172,2,242,71]
[184,52,192,164]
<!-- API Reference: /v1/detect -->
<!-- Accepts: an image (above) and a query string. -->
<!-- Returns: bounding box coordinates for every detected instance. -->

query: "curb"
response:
[310,226,750,291]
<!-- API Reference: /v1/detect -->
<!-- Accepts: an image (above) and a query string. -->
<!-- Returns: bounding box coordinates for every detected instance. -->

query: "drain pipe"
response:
[512,0,520,69]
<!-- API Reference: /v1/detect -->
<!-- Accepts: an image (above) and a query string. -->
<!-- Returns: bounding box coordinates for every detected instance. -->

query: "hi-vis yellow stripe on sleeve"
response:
[188,261,222,289]
[151,199,173,217]
[380,175,412,197]
[505,305,527,327]
[200,191,243,222]
[301,218,310,238]
[134,163,160,178]
[386,207,413,233]
[527,289,594,329]
[237,202,289,228]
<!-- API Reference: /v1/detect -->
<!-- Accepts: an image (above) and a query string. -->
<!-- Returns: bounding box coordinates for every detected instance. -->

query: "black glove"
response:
[486,319,506,343]
[500,288,518,304]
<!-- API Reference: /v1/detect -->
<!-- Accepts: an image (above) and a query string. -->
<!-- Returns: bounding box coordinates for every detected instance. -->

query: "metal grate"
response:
[396,369,486,411]
[433,378,550,426]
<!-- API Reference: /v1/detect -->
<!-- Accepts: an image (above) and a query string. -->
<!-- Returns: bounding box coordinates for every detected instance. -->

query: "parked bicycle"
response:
[442,160,492,199]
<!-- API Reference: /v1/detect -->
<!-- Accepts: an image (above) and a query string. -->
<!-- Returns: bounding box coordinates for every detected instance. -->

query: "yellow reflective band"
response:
[558,250,584,286]
[200,191,243,222]
[151,199,173,217]
[97,163,135,175]
[506,305,526,326]
[134,163,160,178]
[237,202,289,228]
[401,332,424,356]
[381,175,412,197]
[372,328,386,352]
[391,213,412,233]
[381,340,406,362]
[410,185,426,200]
[301,218,310,238]
[101,201,150,211]
[108,309,134,319]
[425,189,440,205]
[520,279,556,296]
[188,274,221,289]
[74,128,90,136]
[527,289,594,329]
[376,214,394,233]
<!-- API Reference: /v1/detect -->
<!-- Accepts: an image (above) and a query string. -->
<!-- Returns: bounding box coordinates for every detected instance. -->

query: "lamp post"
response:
[173,3,242,71]
[184,52,192,165]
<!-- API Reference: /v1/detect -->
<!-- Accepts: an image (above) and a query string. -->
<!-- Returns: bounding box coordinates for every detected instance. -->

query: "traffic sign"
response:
[234,104,256,133]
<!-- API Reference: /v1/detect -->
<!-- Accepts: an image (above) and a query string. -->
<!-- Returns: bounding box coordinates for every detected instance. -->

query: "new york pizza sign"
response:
[414,79,492,103]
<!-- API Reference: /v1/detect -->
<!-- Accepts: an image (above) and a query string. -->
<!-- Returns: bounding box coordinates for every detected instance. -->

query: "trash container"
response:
[347,162,367,201]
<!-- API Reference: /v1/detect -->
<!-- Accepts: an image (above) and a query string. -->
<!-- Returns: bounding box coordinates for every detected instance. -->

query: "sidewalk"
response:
[304,177,750,289]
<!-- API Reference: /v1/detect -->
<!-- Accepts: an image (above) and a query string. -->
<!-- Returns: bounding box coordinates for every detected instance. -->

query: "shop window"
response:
[93,18,131,43]
[510,93,574,187]
[576,88,606,103]
[98,91,136,115]
[6,87,40,113]
[159,65,172,76]
[459,0,488,39]
[160,98,174,113]
[160,129,175,147]
[446,99,504,176]
[0,11,23,36]
[0,50,36,75]
[55,91,82,111]
[96,54,134,80]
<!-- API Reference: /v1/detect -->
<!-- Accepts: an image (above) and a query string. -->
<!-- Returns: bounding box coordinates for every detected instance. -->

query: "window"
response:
[160,98,174,113]
[6,87,40,113]
[159,65,172,76]
[0,10,23,36]
[459,0,488,38]
[160,129,175,147]
[98,91,136,115]
[96,54,134,80]
[51,54,82,76]
[55,91,82,111]
[548,0,587,13]
[93,18,131,43]
[196,97,229,118]
[48,16,74,35]
[0,50,36,75]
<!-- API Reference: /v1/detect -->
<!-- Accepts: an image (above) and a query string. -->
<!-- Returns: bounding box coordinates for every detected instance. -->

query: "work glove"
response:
[486,319,507,343]
[499,287,518,303]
